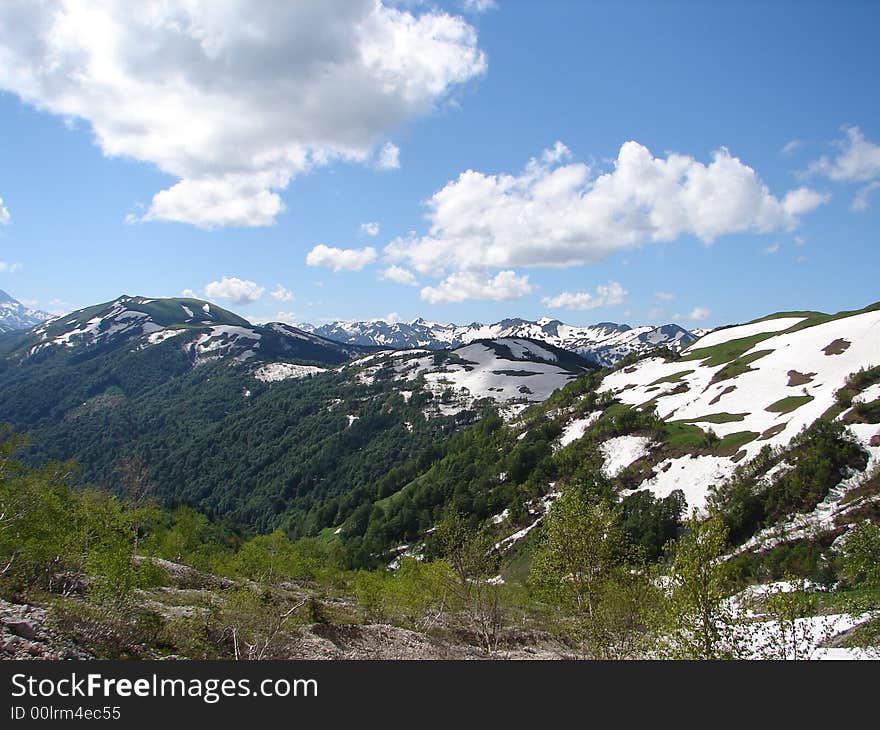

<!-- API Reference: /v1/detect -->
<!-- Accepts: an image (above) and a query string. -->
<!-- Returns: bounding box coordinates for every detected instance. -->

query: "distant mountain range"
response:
[301,316,697,366]
[0,289,51,333]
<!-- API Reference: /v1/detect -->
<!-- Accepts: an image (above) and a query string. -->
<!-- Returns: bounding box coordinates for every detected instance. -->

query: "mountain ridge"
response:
[0,289,52,333]
[300,316,696,366]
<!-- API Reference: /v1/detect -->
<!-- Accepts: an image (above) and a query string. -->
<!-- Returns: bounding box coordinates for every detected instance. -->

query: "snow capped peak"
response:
[307,316,697,366]
[0,290,52,333]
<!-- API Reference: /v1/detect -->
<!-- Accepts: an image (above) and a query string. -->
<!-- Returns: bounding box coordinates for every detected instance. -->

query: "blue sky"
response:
[0,0,878,329]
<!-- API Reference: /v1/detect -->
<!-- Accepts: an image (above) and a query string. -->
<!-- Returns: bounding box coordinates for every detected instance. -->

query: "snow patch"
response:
[600,435,652,478]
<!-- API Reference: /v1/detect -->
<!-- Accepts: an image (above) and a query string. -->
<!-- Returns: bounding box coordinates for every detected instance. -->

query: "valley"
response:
[0,292,877,660]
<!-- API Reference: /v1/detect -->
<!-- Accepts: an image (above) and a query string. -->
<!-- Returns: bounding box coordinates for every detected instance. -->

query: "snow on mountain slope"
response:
[549,305,880,513]
[303,316,696,366]
[602,308,880,461]
[254,362,326,382]
[346,338,592,419]
[12,295,364,369]
[0,290,52,333]
[688,316,807,350]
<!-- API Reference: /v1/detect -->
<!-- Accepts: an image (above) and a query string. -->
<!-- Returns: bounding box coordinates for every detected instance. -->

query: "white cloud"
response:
[385,140,827,275]
[795,255,808,264]
[0,196,9,225]
[381,265,419,286]
[270,311,298,324]
[541,281,626,311]
[421,270,534,304]
[181,288,198,298]
[763,243,780,254]
[306,244,377,272]
[781,139,802,156]
[360,221,380,237]
[781,187,829,216]
[0,2,485,228]
[377,142,401,170]
[654,291,675,302]
[271,284,295,302]
[852,181,880,212]
[810,126,880,182]
[385,312,401,324]
[204,277,265,304]
[793,235,806,246]
[0,261,22,273]
[462,0,497,13]
[688,306,710,321]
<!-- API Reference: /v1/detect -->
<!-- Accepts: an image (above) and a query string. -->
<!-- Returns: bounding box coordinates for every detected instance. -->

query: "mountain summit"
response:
[0,289,51,333]
[302,317,696,366]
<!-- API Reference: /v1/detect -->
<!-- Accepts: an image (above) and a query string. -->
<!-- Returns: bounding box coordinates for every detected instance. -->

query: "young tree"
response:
[659,511,740,659]
[433,509,504,653]
[530,483,656,658]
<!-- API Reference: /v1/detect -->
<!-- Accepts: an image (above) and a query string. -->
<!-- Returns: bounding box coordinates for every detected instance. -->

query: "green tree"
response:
[659,512,739,659]
[840,522,880,591]
[433,509,504,653]
[530,484,654,658]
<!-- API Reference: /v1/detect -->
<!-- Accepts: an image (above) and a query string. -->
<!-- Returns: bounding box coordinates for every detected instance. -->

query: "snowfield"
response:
[560,306,880,515]
[689,316,806,350]
[254,362,326,382]
[602,309,880,463]
[599,435,652,478]
[558,413,602,448]
[629,454,738,513]
[387,339,584,418]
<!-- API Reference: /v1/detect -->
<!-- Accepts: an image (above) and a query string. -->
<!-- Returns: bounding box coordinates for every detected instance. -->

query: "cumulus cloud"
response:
[541,281,626,311]
[781,139,802,156]
[781,187,830,216]
[688,307,711,321]
[0,2,485,228]
[271,284,295,302]
[204,277,265,304]
[0,261,22,273]
[763,243,780,254]
[385,140,827,275]
[810,126,880,182]
[360,221,380,237]
[654,291,675,302]
[306,244,377,272]
[421,270,533,304]
[381,265,419,286]
[0,196,9,225]
[377,142,401,170]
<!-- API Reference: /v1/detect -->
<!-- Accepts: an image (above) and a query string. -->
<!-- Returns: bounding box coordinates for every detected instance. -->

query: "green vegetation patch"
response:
[708,385,736,406]
[710,349,774,384]
[844,399,880,425]
[759,423,787,440]
[713,431,759,457]
[675,412,748,425]
[681,334,775,367]
[648,369,694,386]
[660,421,717,451]
[766,395,814,414]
